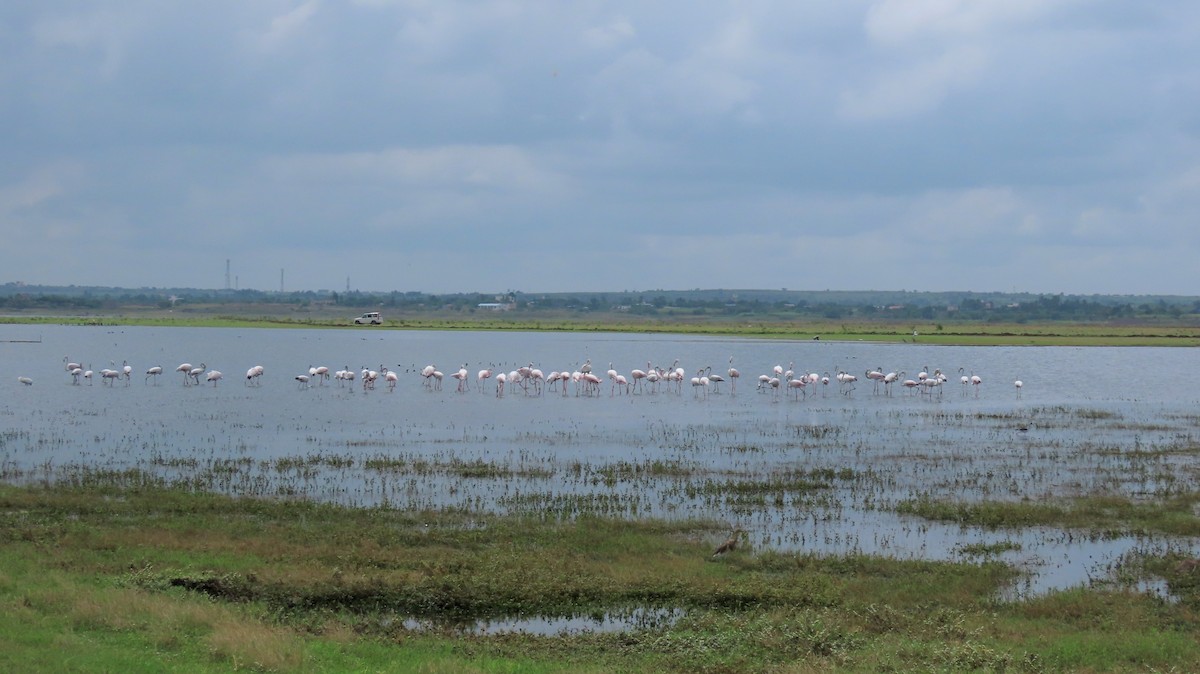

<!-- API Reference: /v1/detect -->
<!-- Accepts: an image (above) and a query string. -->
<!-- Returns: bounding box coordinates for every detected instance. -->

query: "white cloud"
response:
[839,45,987,120]
[259,0,320,51]
[582,16,636,50]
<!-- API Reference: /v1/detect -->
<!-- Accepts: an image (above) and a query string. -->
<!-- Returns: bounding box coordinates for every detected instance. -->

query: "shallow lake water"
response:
[3,324,1199,602]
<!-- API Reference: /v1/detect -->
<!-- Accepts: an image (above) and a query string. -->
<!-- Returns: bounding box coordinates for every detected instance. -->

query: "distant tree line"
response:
[1,283,1198,322]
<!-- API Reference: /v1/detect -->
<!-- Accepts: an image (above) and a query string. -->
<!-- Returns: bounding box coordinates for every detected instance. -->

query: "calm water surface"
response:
[3,325,1199,598]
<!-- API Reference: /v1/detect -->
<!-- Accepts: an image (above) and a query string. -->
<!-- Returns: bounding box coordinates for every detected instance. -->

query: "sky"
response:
[3,1,1200,295]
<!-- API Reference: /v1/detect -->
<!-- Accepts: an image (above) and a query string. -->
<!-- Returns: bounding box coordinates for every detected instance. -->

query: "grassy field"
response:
[2,484,1199,673]
[4,305,1200,346]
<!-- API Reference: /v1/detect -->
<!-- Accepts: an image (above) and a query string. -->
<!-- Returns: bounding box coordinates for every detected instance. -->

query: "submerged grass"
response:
[896,492,1200,537]
[3,483,1200,672]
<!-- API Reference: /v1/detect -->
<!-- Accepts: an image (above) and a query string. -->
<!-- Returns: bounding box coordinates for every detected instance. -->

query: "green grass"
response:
[4,311,1200,346]
[3,483,1200,672]
[895,493,1200,537]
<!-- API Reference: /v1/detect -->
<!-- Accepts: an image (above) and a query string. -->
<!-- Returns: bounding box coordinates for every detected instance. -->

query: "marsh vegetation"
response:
[2,325,1200,671]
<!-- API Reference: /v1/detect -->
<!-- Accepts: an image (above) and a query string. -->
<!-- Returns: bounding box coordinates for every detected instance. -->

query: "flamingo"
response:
[971,374,982,396]
[176,362,193,385]
[17,376,33,386]
[630,363,648,393]
[866,367,885,394]
[83,366,94,385]
[64,356,81,373]
[787,374,807,399]
[245,365,264,386]
[645,369,661,394]
[583,372,602,396]
[122,360,133,384]
[385,368,398,392]
[727,356,740,393]
[883,371,901,396]
[100,368,121,386]
[308,365,329,385]
[363,367,379,391]
[70,366,83,385]
[145,365,163,385]
[613,374,629,396]
[767,376,781,397]
[206,370,223,387]
[533,368,548,394]
[836,370,857,395]
[920,375,943,397]
[1014,379,1023,398]
[188,363,207,387]
[477,368,492,392]
[756,374,772,392]
[295,374,310,389]
[420,364,437,388]
[705,366,724,393]
[452,364,469,393]
[495,372,506,397]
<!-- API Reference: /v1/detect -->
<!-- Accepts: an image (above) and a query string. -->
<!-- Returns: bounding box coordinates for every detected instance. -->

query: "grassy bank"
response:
[2,484,1199,672]
[3,311,1200,346]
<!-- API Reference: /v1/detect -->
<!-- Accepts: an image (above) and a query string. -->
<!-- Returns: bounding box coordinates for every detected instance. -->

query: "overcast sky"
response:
[3,1,1199,295]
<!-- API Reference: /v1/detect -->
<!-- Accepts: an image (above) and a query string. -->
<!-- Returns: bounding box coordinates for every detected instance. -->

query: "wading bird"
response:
[712,529,745,557]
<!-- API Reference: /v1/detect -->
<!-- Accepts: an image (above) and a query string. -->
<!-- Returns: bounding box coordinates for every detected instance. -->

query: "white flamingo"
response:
[1014,379,1023,398]
[206,370,223,387]
[727,356,740,393]
[17,376,33,386]
[883,371,901,396]
[145,365,163,385]
[706,366,724,393]
[420,364,437,388]
[756,374,772,392]
[188,363,207,387]
[100,368,121,386]
[245,365,264,386]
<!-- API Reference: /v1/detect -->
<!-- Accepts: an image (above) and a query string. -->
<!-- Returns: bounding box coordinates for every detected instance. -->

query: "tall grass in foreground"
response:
[2,483,1199,672]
